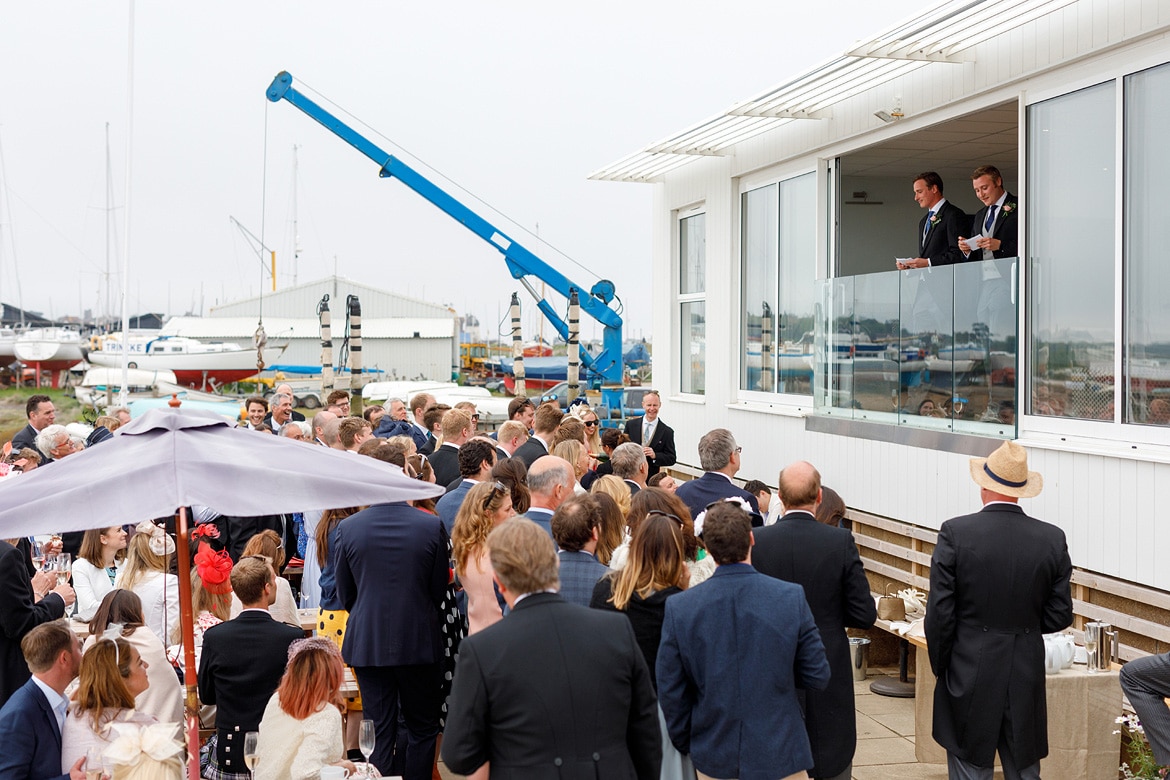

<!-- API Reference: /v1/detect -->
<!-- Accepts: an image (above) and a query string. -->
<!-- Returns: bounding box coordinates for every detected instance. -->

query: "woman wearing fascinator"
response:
[115,522,180,645]
[84,590,182,725]
[61,627,157,772]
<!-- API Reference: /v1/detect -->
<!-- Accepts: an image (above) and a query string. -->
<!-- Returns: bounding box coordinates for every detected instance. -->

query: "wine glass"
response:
[55,553,71,586]
[1084,635,1098,674]
[359,719,376,773]
[42,553,58,575]
[243,731,259,772]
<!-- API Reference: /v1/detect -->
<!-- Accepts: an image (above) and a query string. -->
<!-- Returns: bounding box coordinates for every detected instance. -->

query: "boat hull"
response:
[88,347,285,390]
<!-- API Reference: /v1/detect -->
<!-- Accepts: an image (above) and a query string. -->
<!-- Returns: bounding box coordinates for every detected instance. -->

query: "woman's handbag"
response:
[877,584,906,621]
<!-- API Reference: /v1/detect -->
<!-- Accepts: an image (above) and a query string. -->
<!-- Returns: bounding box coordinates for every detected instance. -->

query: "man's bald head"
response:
[312,410,337,442]
[777,460,822,512]
[526,456,574,511]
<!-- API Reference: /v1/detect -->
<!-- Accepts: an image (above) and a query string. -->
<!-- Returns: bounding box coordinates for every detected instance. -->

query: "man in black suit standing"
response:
[333,494,450,780]
[0,539,74,706]
[925,441,1072,780]
[442,517,661,779]
[753,461,876,780]
[959,164,1019,335]
[624,391,676,478]
[511,402,563,469]
[428,408,473,488]
[896,171,969,270]
[199,556,304,779]
[674,428,760,524]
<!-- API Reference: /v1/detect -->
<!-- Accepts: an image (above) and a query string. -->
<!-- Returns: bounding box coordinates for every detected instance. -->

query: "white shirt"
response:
[31,676,66,735]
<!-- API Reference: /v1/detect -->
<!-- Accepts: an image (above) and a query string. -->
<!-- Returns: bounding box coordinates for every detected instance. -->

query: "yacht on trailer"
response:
[87,333,286,390]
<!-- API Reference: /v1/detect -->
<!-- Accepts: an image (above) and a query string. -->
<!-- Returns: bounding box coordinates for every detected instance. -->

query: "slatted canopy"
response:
[589,0,1075,183]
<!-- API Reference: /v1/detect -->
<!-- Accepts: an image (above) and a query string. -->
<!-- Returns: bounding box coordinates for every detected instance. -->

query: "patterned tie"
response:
[923,211,934,242]
[984,205,998,233]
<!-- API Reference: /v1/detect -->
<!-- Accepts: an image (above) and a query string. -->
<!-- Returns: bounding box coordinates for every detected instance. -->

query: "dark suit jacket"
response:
[10,424,39,455]
[0,678,68,780]
[657,564,829,780]
[0,541,66,707]
[752,511,877,777]
[420,433,438,456]
[518,509,555,541]
[925,503,1072,768]
[918,199,969,266]
[213,514,297,567]
[429,443,461,488]
[334,502,450,667]
[198,610,304,771]
[968,193,1019,259]
[442,592,661,780]
[557,550,609,608]
[512,436,550,469]
[674,472,761,526]
[623,417,676,477]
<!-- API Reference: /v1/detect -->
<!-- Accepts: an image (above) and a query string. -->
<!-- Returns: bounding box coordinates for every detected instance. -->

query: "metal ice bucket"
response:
[1084,621,1118,671]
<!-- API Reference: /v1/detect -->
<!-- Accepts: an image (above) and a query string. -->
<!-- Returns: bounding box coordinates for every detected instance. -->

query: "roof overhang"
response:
[589,0,1076,183]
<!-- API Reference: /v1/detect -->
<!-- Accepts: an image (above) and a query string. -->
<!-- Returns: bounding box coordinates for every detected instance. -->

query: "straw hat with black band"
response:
[968,440,1043,499]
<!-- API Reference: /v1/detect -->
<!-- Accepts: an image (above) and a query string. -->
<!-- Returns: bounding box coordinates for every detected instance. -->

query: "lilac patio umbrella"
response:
[0,406,444,777]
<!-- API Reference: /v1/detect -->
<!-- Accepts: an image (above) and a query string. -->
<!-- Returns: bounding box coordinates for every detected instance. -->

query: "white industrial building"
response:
[162,276,458,380]
[594,0,1170,658]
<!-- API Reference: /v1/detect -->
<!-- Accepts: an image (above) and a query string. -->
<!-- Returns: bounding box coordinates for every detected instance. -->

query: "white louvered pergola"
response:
[588,0,1075,183]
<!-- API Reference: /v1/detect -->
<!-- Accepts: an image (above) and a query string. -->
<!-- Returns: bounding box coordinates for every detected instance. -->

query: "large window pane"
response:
[1126,63,1170,426]
[777,173,817,394]
[1027,82,1116,420]
[680,214,706,294]
[680,301,705,395]
[741,185,778,391]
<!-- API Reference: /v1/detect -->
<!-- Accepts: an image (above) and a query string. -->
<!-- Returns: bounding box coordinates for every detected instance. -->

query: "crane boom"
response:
[265,71,624,386]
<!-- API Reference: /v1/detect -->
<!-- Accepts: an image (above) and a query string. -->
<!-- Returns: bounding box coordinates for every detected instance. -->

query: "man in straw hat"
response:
[925,441,1072,780]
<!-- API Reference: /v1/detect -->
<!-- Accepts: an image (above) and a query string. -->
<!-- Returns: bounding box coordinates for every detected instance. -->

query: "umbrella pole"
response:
[175,506,200,780]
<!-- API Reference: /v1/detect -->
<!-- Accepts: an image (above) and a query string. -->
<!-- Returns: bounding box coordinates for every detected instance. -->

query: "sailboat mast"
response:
[292,144,300,286]
[105,122,112,330]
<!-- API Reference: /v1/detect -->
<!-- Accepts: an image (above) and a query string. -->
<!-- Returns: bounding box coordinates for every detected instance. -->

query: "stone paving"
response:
[438,665,1010,779]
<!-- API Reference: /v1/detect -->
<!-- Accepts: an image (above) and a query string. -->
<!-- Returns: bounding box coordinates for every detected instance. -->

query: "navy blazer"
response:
[0,678,67,780]
[623,417,676,477]
[657,564,829,780]
[673,472,760,526]
[0,541,66,706]
[518,509,555,542]
[442,593,661,780]
[334,502,450,668]
[436,479,475,534]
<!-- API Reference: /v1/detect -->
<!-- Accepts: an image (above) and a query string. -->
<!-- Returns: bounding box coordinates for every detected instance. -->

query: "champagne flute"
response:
[243,731,259,772]
[84,746,105,780]
[56,553,71,586]
[359,719,376,773]
[30,537,44,570]
[42,553,57,575]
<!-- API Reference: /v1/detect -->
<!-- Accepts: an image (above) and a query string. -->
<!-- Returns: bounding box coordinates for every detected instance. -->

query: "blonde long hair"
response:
[609,513,688,611]
[117,528,170,591]
[452,482,510,577]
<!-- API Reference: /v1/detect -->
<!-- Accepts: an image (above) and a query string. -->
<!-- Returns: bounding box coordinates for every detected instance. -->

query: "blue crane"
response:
[265,71,625,387]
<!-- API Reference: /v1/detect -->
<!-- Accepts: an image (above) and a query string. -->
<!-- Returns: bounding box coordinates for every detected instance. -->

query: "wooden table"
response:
[298,607,318,634]
[914,648,1121,778]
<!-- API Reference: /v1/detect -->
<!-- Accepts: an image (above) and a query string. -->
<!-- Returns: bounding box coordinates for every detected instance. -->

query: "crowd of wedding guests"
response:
[0,387,868,780]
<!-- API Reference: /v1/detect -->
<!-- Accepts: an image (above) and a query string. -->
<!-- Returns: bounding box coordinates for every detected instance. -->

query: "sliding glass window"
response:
[740,171,816,396]
[1027,82,1116,421]
[679,211,706,395]
[1125,62,1170,427]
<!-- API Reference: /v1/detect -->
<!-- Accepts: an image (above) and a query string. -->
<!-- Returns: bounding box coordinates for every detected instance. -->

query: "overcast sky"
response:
[0,0,926,341]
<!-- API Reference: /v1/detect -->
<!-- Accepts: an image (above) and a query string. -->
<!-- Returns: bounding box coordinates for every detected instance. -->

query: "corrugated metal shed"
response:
[209,275,452,320]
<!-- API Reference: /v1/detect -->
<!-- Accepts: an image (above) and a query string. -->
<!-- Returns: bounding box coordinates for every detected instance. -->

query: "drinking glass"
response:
[243,731,259,772]
[56,553,71,586]
[1084,636,1098,674]
[358,719,376,771]
[85,746,105,780]
[29,538,44,570]
[42,553,58,575]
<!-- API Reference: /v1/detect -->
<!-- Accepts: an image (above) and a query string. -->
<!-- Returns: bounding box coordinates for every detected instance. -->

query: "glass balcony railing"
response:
[814,258,1018,438]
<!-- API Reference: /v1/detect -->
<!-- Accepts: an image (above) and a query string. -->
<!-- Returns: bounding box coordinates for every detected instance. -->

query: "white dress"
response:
[253,693,345,780]
[61,708,157,771]
[114,569,180,646]
[73,558,117,622]
[83,626,184,725]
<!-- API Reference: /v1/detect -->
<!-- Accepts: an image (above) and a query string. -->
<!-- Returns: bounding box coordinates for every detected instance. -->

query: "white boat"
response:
[88,335,286,390]
[0,327,18,366]
[74,367,179,406]
[14,327,86,386]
